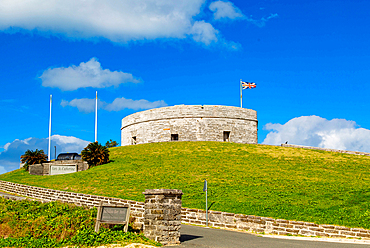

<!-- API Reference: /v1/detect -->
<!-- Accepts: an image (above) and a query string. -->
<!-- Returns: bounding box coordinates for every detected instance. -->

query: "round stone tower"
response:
[121,105,257,146]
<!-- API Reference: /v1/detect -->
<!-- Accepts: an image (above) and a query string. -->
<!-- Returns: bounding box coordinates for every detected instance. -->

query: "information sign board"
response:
[94,202,130,233]
[50,165,77,175]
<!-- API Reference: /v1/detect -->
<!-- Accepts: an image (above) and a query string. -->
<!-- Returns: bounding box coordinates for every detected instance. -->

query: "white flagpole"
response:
[48,95,52,161]
[240,79,242,108]
[95,91,98,142]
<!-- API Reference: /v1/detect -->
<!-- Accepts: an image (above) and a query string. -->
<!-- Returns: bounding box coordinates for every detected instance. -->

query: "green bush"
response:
[81,142,109,167]
[0,198,160,247]
[20,149,47,171]
[105,139,119,148]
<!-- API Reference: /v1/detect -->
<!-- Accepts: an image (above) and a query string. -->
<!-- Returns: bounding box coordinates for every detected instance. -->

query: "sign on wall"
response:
[50,165,77,175]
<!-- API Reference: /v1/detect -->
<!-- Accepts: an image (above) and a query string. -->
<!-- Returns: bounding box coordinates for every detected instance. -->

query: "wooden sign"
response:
[94,202,130,233]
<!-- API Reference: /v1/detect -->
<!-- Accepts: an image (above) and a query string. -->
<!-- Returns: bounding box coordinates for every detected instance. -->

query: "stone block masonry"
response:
[121,105,258,146]
[181,208,370,239]
[29,160,89,176]
[1,180,369,240]
[143,189,183,246]
[0,180,145,230]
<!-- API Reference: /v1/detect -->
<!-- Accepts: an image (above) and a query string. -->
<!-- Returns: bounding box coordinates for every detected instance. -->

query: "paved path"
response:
[172,225,370,248]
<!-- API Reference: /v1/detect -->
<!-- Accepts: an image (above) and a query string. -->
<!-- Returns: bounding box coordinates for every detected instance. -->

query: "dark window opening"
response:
[171,134,179,141]
[223,131,230,142]
[132,136,137,145]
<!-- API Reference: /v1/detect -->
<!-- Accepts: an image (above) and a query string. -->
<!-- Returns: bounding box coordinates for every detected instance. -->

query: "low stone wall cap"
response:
[143,189,183,195]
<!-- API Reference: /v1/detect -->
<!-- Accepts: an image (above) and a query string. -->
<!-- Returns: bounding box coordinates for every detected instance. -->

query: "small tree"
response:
[105,139,118,148]
[81,142,109,167]
[20,149,48,171]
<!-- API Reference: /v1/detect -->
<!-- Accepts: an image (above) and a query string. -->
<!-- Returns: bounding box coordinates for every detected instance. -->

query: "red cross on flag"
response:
[242,81,257,89]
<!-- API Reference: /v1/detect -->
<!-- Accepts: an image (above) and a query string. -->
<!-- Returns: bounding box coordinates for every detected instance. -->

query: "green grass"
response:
[1,141,370,229]
[0,197,160,247]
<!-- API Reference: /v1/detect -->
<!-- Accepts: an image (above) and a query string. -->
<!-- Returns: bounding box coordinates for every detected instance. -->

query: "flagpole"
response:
[48,95,52,161]
[240,79,242,108]
[95,91,97,142]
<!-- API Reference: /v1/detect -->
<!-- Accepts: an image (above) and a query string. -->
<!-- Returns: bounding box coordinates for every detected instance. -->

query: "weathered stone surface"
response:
[321,224,335,229]
[29,164,44,175]
[286,228,300,234]
[29,160,88,176]
[121,105,258,146]
[143,189,183,246]
[340,231,356,236]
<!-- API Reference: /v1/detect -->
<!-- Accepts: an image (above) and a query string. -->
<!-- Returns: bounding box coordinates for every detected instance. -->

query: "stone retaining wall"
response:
[181,208,370,239]
[1,180,369,239]
[0,180,145,230]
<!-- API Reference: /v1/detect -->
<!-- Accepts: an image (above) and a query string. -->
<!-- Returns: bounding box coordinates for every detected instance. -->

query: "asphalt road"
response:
[171,225,370,248]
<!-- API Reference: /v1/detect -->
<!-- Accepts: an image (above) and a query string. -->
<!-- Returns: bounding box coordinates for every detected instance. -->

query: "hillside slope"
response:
[1,141,370,229]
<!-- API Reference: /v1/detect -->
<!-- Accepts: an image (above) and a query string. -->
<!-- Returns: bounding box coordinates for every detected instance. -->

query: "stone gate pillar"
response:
[143,189,183,246]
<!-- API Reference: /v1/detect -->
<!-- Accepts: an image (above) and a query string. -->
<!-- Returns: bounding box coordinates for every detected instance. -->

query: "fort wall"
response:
[121,105,258,146]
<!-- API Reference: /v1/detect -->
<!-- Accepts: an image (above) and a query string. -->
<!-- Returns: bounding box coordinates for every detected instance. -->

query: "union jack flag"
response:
[242,81,256,89]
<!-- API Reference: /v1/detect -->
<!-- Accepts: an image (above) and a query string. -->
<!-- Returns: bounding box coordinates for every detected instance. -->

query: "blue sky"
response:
[1,0,370,173]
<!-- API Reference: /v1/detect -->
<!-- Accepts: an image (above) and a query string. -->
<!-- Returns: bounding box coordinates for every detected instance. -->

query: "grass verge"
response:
[1,141,370,229]
[0,197,160,247]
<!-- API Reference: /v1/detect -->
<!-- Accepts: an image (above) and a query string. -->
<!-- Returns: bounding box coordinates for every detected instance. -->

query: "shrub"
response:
[0,198,161,247]
[105,139,119,148]
[81,142,109,167]
[20,149,48,171]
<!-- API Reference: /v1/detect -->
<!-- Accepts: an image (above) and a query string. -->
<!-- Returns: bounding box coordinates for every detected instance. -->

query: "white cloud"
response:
[0,135,90,174]
[61,98,106,113]
[208,1,278,27]
[61,97,167,113]
[190,21,219,45]
[40,58,140,91]
[263,116,370,153]
[248,13,278,27]
[0,165,8,175]
[0,0,224,46]
[209,1,244,20]
[106,97,167,111]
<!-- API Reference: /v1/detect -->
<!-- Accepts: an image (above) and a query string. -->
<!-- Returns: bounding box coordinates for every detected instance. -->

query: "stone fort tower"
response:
[121,105,257,146]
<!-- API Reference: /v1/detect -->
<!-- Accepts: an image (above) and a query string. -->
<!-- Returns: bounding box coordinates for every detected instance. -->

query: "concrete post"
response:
[143,189,183,246]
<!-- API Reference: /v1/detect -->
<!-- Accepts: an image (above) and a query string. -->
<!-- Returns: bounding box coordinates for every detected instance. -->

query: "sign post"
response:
[203,179,208,227]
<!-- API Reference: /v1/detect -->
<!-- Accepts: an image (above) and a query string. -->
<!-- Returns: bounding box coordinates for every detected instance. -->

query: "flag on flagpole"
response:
[240,80,256,108]
[242,81,257,89]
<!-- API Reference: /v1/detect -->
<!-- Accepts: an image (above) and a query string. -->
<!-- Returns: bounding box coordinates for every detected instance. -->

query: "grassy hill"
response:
[1,141,370,229]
